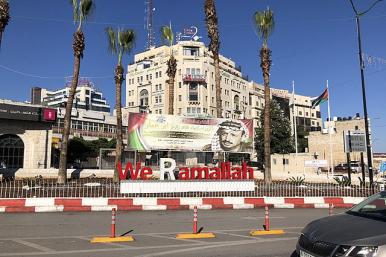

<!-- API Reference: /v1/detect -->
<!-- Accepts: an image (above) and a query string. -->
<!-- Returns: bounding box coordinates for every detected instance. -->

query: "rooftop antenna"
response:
[145,0,155,50]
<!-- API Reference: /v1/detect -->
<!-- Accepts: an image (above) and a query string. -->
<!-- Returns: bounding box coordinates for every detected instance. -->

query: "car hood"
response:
[302,213,386,246]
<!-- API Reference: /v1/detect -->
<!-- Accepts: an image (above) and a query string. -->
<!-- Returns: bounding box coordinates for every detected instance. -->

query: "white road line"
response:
[132,237,299,257]
[13,239,55,253]
[215,231,262,240]
[0,226,304,241]
[0,237,299,256]
[146,233,209,244]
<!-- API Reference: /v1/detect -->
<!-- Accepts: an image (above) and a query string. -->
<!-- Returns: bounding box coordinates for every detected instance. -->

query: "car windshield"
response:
[348,192,386,220]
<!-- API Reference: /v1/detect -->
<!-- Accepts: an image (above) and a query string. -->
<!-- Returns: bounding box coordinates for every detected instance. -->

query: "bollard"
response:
[264,205,270,231]
[193,205,198,234]
[250,205,284,236]
[175,205,215,239]
[90,207,134,243]
[111,208,116,238]
[329,204,334,216]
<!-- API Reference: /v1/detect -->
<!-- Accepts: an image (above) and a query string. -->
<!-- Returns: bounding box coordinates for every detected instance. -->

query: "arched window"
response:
[140,89,149,107]
[0,134,24,169]
[234,95,240,111]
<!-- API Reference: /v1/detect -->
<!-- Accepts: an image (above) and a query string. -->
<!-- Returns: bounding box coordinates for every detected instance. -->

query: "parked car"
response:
[334,162,363,174]
[293,191,386,257]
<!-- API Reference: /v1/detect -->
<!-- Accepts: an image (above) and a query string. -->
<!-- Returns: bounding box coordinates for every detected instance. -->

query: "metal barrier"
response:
[0,178,379,198]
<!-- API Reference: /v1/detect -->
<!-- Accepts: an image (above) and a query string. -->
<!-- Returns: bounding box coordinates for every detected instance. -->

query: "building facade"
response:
[125,41,251,119]
[31,79,110,113]
[0,100,57,173]
[308,115,369,168]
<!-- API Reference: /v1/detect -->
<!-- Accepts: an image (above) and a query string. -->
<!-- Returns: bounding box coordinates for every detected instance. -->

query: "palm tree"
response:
[204,0,221,118]
[253,8,275,183]
[160,24,176,115]
[0,0,10,48]
[105,27,136,183]
[58,0,94,184]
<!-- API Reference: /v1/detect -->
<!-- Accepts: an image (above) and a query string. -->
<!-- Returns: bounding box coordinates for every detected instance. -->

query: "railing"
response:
[0,178,379,198]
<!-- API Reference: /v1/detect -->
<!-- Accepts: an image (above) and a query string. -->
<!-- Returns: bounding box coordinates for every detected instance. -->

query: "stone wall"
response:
[0,120,53,169]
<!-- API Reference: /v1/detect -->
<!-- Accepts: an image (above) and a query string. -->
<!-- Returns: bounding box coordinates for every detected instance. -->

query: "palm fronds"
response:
[160,25,174,47]
[0,0,10,48]
[253,7,275,47]
[105,27,136,65]
[71,0,94,31]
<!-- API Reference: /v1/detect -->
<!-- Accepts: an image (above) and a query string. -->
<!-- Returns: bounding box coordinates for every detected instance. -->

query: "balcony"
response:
[182,74,206,83]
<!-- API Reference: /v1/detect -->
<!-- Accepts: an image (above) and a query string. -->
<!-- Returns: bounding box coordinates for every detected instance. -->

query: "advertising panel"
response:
[0,103,57,123]
[127,113,253,153]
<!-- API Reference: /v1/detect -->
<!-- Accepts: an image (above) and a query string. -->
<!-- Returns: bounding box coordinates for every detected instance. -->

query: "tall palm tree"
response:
[58,0,94,184]
[204,0,221,118]
[105,27,136,183]
[253,8,275,183]
[0,0,10,48]
[160,24,176,115]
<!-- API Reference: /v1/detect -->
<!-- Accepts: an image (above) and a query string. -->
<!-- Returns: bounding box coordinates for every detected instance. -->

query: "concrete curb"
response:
[0,197,363,213]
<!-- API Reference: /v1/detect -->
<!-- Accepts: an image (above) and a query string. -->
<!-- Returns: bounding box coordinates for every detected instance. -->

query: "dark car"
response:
[294,191,386,257]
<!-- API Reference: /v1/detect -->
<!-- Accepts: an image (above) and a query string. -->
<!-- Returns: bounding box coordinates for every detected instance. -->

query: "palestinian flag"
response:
[311,88,328,108]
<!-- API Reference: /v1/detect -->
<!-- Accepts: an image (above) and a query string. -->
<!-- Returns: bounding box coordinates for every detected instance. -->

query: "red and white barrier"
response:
[0,197,364,213]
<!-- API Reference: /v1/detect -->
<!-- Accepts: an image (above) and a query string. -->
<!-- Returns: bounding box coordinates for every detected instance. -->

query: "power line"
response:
[0,64,112,80]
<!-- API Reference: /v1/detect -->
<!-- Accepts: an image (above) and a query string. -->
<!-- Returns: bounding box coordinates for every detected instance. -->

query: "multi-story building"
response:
[31,79,110,113]
[125,40,251,119]
[308,115,369,167]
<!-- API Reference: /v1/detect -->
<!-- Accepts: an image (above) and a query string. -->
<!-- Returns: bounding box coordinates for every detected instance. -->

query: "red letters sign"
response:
[117,162,254,181]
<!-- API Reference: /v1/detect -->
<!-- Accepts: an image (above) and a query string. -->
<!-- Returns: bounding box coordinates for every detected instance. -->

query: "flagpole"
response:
[292,81,298,156]
[327,80,334,178]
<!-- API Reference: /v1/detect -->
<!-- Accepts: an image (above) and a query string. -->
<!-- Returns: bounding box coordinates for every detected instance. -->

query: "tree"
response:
[0,0,10,48]
[160,24,176,115]
[105,27,136,182]
[204,0,221,118]
[255,100,295,168]
[58,0,94,184]
[253,8,275,183]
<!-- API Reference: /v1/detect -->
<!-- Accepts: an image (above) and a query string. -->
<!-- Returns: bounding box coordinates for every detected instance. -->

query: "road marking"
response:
[146,233,209,244]
[0,226,303,241]
[13,239,55,253]
[215,231,261,240]
[242,216,286,220]
[132,237,299,257]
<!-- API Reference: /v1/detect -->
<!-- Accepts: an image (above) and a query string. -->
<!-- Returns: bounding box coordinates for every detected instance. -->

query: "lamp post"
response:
[348,0,382,187]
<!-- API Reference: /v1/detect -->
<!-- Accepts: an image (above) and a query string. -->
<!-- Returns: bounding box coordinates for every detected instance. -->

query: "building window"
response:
[189,83,198,101]
[311,113,315,117]
[299,111,302,115]
[183,46,199,56]
[140,89,149,106]
[305,112,309,116]
[211,97,214,103]
[179,82,182,88]
[0,134,24,169]
[179,95,182,101]
[178,108,182,114]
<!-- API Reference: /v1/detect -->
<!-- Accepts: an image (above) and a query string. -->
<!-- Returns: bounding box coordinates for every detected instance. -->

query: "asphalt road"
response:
[0,208,340,257]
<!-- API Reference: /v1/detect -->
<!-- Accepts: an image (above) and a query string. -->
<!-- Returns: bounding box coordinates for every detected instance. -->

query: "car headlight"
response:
[333,245,351,256]
[348,246,378,257]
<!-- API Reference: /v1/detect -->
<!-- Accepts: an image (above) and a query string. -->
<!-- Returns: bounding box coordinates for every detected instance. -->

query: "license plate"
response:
[300,250,315,257]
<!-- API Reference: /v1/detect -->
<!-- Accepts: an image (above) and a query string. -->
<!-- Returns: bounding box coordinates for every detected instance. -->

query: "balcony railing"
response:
[182,74,206,83]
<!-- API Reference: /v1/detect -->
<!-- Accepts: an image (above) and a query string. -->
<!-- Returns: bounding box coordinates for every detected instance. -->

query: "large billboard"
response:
[127,113,253,153]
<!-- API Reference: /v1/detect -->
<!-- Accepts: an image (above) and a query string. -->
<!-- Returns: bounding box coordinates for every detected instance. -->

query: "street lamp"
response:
[348,0,382,187]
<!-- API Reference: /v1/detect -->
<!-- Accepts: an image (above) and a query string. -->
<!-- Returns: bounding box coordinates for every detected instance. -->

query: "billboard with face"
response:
[127,113,253,153]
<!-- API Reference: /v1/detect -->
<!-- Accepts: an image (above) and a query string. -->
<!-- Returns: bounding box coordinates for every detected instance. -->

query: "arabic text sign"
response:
[127,113,253,153]
[304,160,328,168]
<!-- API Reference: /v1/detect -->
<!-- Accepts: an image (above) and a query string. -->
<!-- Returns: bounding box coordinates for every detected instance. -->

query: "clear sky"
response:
[1,0,385,151]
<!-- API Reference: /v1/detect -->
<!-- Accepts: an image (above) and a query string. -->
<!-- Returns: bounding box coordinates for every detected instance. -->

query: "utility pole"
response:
[348,0,382,188]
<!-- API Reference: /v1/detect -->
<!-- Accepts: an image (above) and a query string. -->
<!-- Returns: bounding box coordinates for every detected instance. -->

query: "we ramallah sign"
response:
[118,158,256,194]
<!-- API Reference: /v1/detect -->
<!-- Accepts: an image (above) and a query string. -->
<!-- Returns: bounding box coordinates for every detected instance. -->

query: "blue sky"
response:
[1,0,385,151]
